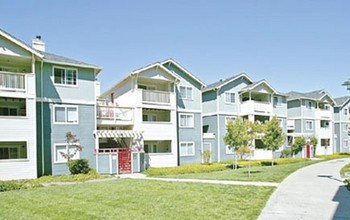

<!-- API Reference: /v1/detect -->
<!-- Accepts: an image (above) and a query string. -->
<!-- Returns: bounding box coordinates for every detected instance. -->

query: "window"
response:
[273,96,282,106]
[0,97,26,116]
[306,120,313,130]
[180,142,195,156]
[321,139,330,147]
[138,85,156,90]
[225,92,235,103]
[179,86,193,100]
[344,124,349,132]
[344,108,348,115]
[226,145,235,154]
[343,140,349,148]
[144,141,171,153]
[54,144,80,163]
[54,105,78,124]
[179,114,194,127]
[305,101,313,109]
[0,142,27,160]
[54,67,77,86]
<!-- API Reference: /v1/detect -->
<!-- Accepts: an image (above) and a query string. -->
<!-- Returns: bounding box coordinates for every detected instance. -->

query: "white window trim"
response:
[226,145,235,155]
[224,92,236,104]
[305,120,313,130]
[344,139,349,148]
[344,124,349,132]
[53,66,79,87]
[0,140,29,161]
[54,143,80,164]
[179,86,193,100]
[53,105,79,125]
[179,113,194,128]
[180,141,195,156]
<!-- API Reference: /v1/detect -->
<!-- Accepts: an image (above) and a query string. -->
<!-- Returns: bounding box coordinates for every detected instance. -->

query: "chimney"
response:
[32,35,45,52]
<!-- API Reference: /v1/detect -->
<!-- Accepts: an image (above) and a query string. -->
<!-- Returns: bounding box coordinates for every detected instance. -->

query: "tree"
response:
[292,136,305,156]
[261,116,286,166]
[310,136,318,157]
[60,132,83,164]
[224,117,260,172]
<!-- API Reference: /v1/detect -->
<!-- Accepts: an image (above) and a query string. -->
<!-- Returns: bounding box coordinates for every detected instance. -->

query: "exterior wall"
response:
[36,62,97,176]
[202,90,217,114]
[334,104,350,153]
[178,113,202,164]
[273,96,288,117]
[219,78,250,113]
[287,100,301,118]
[0,99,37,180]
[203,115,218,162]
[0,36,37,180]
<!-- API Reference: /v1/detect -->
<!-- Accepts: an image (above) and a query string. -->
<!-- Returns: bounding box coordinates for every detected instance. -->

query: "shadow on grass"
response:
[243,171,262,174]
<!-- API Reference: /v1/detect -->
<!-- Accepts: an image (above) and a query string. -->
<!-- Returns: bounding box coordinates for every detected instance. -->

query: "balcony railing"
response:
[142,90,170,104]
[96,106,133,122]
[0,72,25,91]
[241,100,272,114]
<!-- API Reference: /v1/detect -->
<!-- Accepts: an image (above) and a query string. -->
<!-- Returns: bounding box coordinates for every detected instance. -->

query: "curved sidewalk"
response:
[258,158,350,220]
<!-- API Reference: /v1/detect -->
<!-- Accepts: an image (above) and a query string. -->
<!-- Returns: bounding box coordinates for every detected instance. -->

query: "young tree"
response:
[60,131,83,164]
[261,116,286,166]
[310,136,318,157]
[292,136,305,157]
[224,117,260,172]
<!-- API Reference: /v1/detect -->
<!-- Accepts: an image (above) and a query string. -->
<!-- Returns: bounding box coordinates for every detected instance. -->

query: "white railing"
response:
[0,72,25,91]
[96,106,133,121]
[142,90,170,104]
[241,100,272,114]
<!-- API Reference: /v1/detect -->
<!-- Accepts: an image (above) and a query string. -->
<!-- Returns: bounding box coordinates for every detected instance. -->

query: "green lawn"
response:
[157,161,318,182]
[0,179,274,220]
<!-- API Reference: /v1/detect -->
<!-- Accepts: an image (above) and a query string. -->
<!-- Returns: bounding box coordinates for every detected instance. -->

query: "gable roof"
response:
[101,61,181,97]
[0,28,101,74]
[39,51,101,73]
[203,73,253,92]
[239,79,285,96]
[286,89,336,104]
[334,96,350,107]
[161,58,206,87]
[0,28,43,58]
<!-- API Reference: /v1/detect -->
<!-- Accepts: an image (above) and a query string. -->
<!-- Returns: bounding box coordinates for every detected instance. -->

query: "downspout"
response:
[40,60,44,176]
[216,88,221,162]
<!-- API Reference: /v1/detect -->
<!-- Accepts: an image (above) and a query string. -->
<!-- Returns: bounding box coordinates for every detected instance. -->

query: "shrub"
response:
[68,159,91,174]
[316,153,350,160]
[0,180,42,192]
[345,179,350,191]
[280,149,292,158]
[143,163,227,176]
[201,150,212,164]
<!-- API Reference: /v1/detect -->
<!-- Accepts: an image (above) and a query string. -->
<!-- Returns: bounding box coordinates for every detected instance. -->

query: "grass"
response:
[155,160,318,183]
[0,179,274,220]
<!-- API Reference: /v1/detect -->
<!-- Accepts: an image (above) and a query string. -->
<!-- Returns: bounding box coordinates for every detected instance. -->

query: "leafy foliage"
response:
[68,159,91,174]
[292,136,305,155]
[200,150,212,164]
[60,132,83,163]
[261,116,286,165]
[143,163,227,176]
[0,180,42,192]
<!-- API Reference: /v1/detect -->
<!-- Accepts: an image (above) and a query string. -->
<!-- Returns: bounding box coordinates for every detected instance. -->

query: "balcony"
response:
[240,100,272,115]
[142,90,170,105]
[0,72,26,92]
[96,106,133,126]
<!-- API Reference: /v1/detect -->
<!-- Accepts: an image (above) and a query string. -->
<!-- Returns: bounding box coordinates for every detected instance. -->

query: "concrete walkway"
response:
[118,173,279,187]
[258,158,350,220]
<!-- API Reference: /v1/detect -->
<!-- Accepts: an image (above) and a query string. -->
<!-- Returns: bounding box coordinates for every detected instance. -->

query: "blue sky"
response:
[1,0,349,97]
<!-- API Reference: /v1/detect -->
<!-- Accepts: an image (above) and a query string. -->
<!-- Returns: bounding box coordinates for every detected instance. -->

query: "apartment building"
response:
[334,96,350,153]
[286,90,336,156]
[202,73,288,162]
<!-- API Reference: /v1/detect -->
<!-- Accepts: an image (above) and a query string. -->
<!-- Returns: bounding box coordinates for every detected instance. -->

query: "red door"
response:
[118,148,132,174]
[306,144,310,158]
